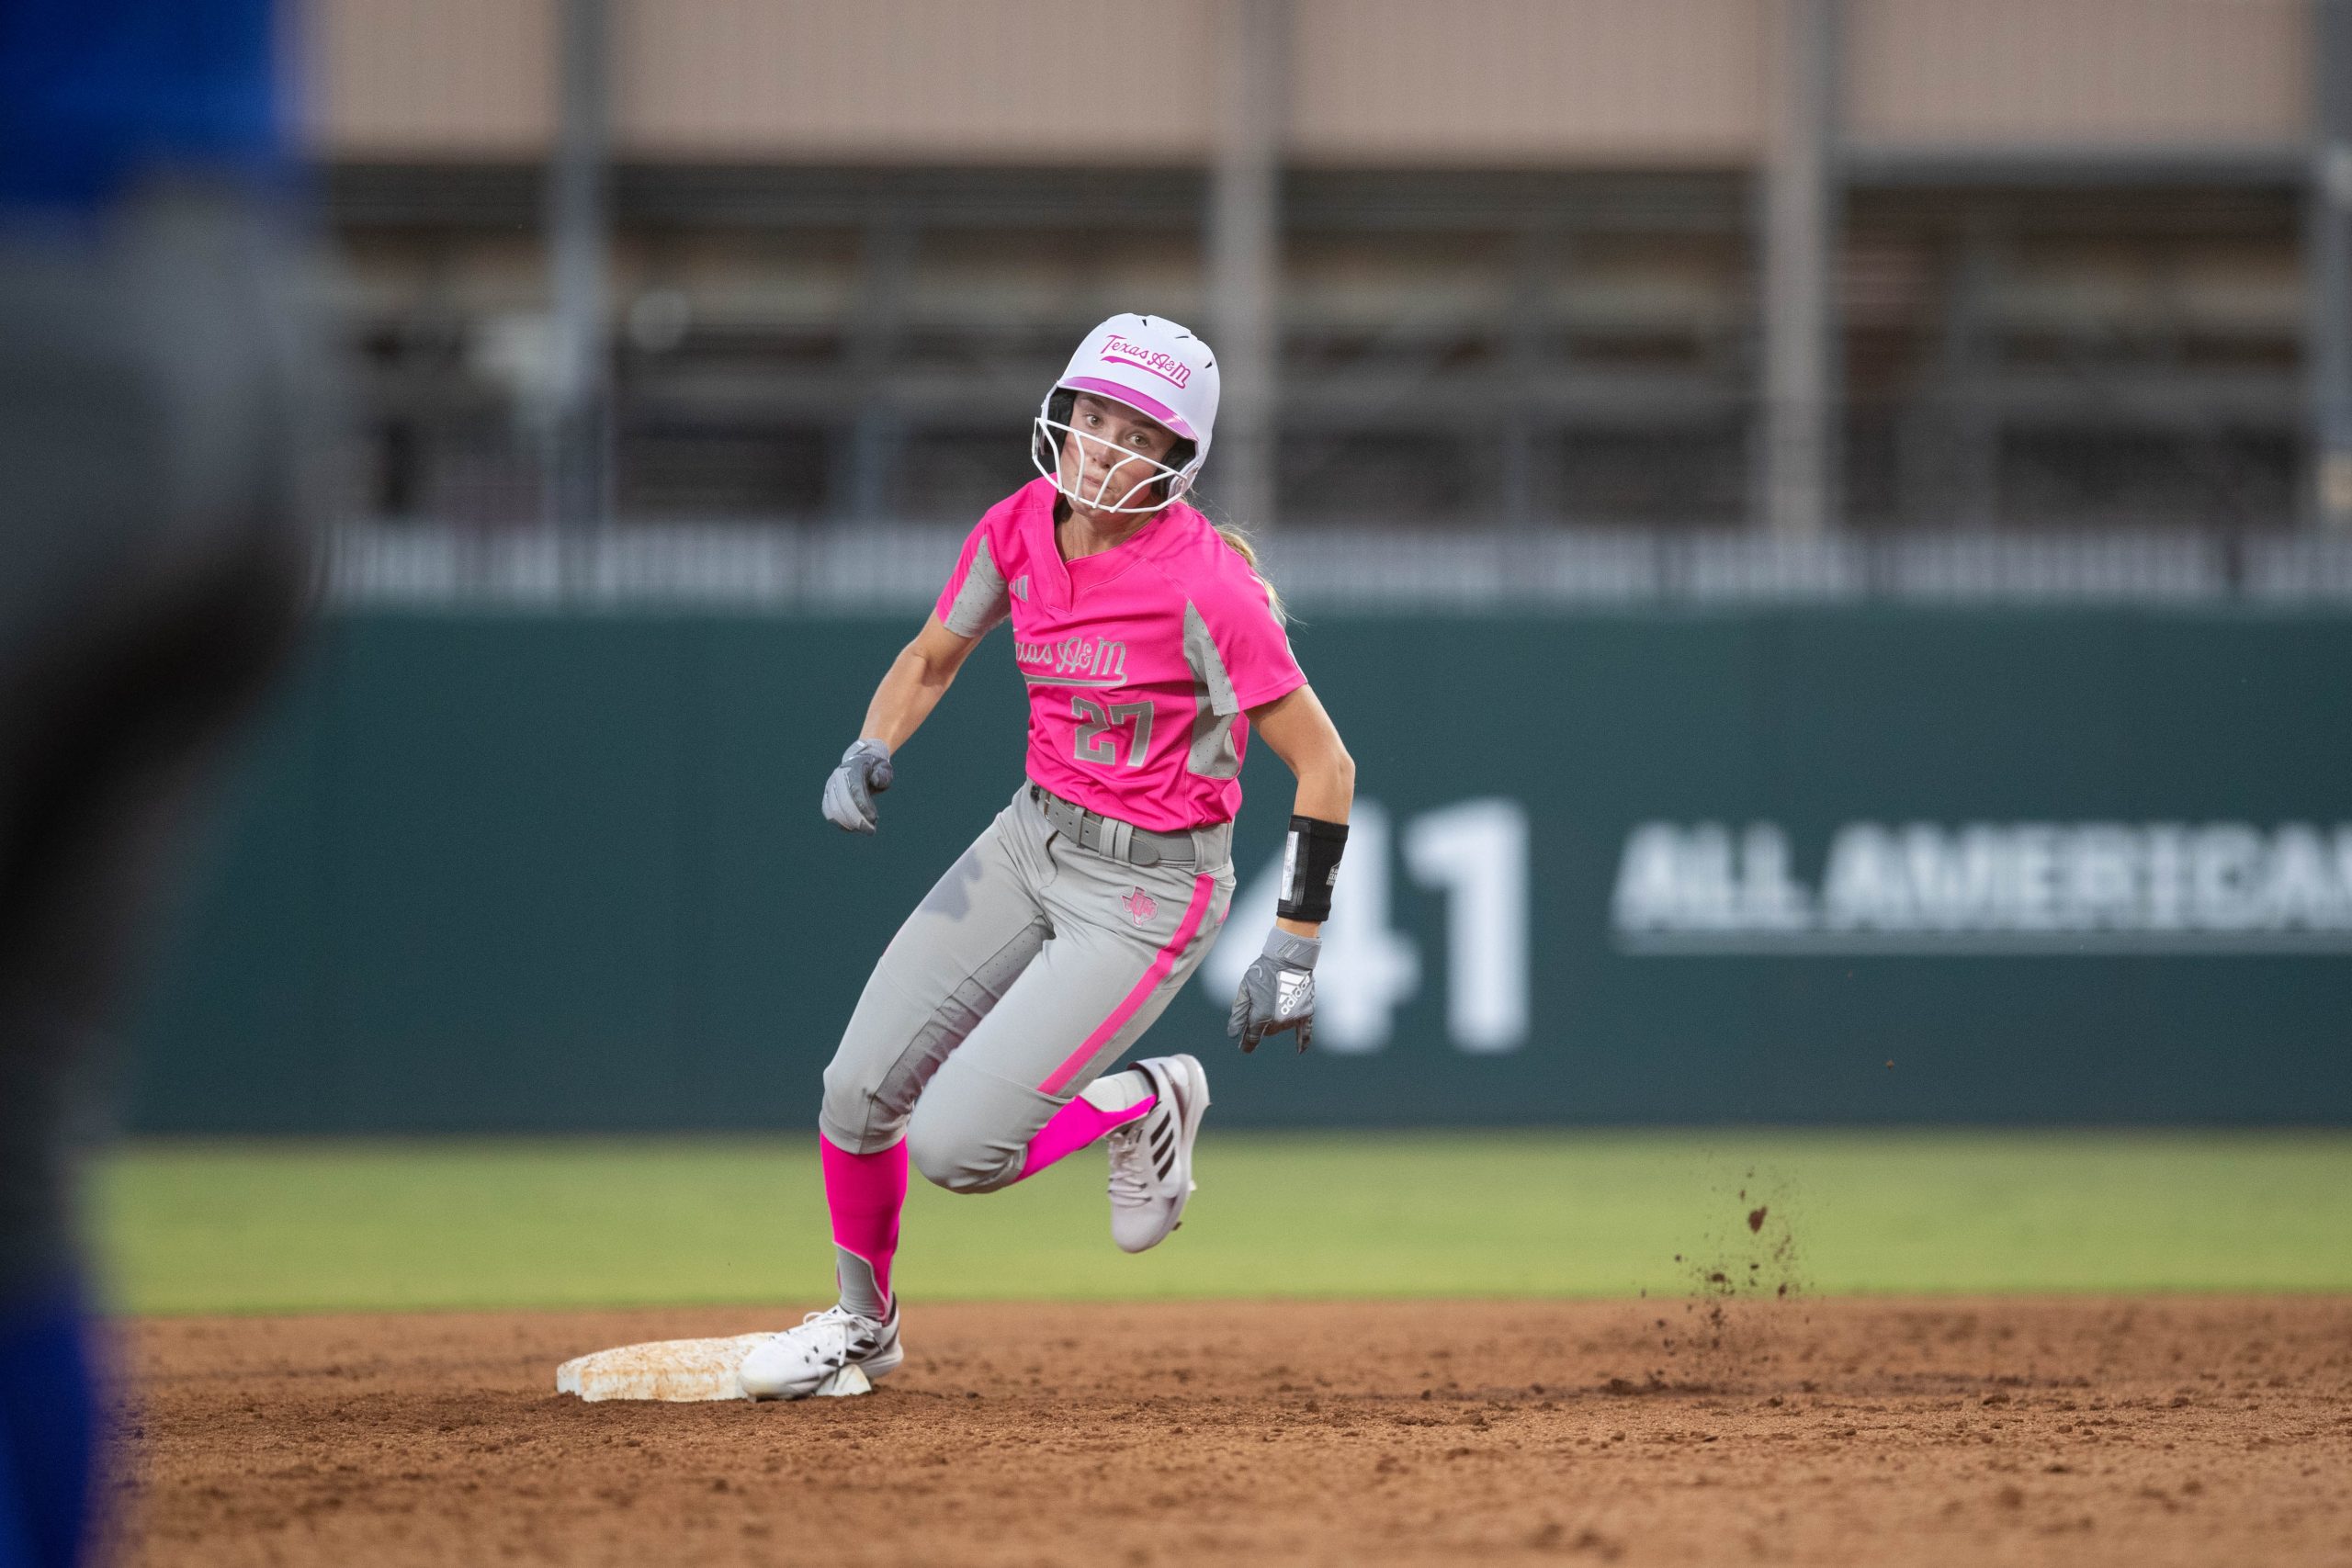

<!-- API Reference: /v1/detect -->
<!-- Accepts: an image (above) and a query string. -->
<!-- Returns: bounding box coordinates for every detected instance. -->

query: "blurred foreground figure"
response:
[0,3,318,1562]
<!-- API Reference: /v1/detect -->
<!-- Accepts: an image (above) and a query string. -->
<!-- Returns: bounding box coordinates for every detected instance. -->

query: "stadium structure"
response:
[308,0,2352,605]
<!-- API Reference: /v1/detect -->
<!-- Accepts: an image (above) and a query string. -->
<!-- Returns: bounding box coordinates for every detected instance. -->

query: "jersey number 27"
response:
[1071,694,1153,768]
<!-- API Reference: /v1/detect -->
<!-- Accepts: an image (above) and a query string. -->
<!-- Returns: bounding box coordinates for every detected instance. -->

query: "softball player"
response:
[741,314,1356,1399]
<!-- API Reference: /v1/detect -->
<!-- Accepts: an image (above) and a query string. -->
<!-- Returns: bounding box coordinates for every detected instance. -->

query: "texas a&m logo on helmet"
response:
[1099,335,1193,390]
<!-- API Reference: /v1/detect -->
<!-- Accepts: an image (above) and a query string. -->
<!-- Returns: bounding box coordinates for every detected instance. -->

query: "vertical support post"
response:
[1500,223,1553,527]
[1207,0,1287,528]
[547,0,612,537]
[1917,220,1999,530]
[838,213,918,523]
[1758,0,1840,536]
[2309,0,2352,530]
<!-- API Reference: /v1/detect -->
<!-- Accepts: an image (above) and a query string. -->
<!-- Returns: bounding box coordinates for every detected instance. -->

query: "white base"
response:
[555,1334,871,1403]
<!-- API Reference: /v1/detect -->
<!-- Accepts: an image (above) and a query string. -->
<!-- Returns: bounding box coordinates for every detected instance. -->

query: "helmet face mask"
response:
[1035,313,1218,515]
[1033,394,1198,513]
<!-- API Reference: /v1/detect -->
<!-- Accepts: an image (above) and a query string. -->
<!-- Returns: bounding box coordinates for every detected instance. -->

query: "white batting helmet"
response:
[1033,313,1220,513]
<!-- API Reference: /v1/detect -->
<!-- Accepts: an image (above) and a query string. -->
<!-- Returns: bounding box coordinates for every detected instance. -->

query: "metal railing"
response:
[325,522,2352,612]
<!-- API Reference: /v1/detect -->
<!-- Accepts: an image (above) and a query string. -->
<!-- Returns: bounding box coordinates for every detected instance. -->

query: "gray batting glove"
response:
[821,738,895,834]
[1227,930,1319,1054]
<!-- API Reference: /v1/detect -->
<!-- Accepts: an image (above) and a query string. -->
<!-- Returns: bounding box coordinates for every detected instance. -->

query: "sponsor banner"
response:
[1615,821,2352,953]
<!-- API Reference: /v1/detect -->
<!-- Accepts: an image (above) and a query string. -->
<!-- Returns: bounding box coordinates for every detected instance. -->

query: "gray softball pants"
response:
[820,783,1236,1194]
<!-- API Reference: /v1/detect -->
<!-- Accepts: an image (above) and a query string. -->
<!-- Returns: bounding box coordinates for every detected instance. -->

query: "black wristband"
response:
[1275,815,1349,923]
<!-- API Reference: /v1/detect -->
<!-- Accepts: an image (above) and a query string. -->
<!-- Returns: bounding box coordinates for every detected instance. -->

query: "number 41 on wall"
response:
[1202,798,1531,1054]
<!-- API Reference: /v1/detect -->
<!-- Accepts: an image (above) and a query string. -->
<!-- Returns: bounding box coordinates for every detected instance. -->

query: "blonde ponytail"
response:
[1212,521,1287,623]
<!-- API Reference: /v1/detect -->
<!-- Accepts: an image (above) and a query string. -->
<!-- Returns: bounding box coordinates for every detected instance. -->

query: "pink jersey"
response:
[933,478,1306,831]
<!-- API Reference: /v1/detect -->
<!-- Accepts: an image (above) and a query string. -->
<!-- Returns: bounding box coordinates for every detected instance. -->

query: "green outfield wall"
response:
[127,608,2352,1132]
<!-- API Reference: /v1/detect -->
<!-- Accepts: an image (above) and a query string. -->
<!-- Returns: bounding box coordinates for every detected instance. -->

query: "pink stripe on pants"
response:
[1035,872,1215,1096]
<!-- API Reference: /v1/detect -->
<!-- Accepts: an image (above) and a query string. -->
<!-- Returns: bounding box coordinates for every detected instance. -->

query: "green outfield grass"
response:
[93,1131,2352,1316]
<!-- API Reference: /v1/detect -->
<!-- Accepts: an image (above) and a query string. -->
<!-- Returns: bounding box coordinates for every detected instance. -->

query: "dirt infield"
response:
[113,1297,2350,1567]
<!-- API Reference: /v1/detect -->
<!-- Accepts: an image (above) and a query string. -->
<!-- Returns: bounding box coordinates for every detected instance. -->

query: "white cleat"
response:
[1106,1054,1210,1254]
[738,1303,902,1400]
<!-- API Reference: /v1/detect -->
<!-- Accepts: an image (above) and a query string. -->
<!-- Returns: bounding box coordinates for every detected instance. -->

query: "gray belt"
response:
[1028,784,1229,869]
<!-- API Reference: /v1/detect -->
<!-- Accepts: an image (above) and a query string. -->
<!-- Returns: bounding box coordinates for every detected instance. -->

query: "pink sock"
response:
[821,1134,908,1319]
[1014,1092,1155,1182]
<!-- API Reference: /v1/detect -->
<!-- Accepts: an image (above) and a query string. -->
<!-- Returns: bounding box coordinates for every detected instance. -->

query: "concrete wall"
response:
[1847,0,2308,152]
[303,0,2312,164]
[1288,0,1766,164]
[309,0,556,158]
[616,0,1220,161]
